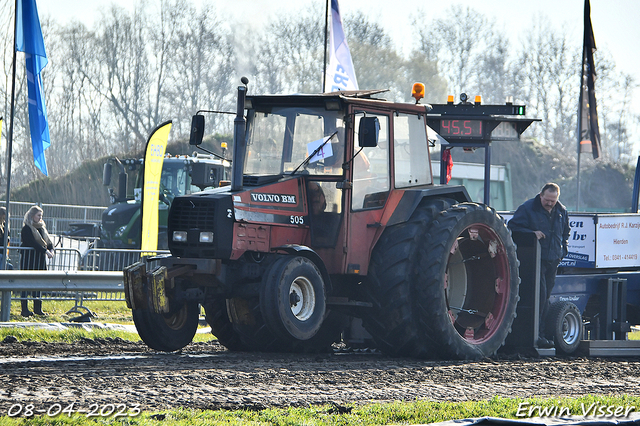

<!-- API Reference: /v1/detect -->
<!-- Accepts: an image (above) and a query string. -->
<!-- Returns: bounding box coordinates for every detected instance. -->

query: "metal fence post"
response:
[0,291,10,321]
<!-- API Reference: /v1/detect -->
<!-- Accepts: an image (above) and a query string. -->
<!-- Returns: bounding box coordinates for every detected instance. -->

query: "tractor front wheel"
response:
[225,255,339,353]
[227,295,343,353]
[260,256,326,341]
[132,301,199,352]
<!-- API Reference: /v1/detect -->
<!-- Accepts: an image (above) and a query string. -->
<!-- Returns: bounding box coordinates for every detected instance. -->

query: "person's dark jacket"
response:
[0,226,11,270]
[508,194,570,262]
[20,225,52,270]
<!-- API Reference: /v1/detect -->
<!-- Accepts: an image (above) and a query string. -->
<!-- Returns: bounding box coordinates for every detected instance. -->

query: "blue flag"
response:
[324,0,358,93]
[16,0,50,176]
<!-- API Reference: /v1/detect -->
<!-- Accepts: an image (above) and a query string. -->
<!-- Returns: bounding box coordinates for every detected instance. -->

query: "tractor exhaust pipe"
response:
[231,77,249,192]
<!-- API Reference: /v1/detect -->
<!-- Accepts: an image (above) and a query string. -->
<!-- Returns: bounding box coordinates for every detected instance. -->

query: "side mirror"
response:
[358,117,379,148]
[189,114,205,146]
[103,163,112,186]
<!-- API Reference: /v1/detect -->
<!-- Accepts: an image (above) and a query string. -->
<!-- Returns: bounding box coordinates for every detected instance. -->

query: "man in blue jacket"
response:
[508,183,570,348]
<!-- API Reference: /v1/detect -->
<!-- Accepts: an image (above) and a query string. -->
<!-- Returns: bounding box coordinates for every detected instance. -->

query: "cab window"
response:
[352,114,390,210]
[394,113,432,188]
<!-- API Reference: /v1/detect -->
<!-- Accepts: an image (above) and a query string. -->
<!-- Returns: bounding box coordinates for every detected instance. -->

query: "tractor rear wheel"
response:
[203,299,247,351]
[416,203,520,359]
[132,301,199,352]
[362,198,455,358]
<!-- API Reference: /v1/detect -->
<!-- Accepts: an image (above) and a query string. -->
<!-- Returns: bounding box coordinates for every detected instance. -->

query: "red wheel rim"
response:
[445,223,510,344]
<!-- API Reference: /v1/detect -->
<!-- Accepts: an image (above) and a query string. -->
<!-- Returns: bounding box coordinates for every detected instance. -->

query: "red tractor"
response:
[124,80,537,359]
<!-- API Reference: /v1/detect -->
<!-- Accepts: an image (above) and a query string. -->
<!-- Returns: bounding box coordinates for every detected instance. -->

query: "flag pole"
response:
[2,0,18,270]
[576,47,584,212]
[576,0,600,211]
[322,0,329,93]
[576,148,581,211]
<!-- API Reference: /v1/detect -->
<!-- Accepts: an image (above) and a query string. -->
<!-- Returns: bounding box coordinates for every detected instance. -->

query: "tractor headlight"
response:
[199,232,214,243]
[172,231,187,242]
[114,225,127,238]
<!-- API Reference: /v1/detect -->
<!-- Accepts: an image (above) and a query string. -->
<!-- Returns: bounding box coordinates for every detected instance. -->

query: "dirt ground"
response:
[1,337,640,417]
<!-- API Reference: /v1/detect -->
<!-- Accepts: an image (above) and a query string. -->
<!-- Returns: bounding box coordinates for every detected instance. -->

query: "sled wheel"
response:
[417,203,520,359]
[132,301,199,352]
[546,301,582,355]
[260,256,326,341]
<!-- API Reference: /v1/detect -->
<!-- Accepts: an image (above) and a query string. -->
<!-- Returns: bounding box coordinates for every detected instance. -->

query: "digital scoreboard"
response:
[439,119,483,138]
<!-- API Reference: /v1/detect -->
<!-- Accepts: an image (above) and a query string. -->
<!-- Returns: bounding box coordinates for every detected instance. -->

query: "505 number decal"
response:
[290,215,305,225]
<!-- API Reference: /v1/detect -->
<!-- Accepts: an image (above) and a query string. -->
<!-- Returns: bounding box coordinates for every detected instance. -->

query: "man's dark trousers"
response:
[539,259,559,336]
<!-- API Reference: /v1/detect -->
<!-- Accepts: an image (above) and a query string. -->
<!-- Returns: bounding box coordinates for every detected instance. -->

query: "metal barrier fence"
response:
[3,247,169,272]
[81,249,170,272]
[5,201,104,244]
[0,270,124,322]
[0,201,175,321]
[5,247,81,271]
[0,247,169,321]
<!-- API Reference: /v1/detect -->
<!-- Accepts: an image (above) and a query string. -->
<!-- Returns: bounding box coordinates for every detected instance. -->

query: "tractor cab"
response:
[203,89,448,275]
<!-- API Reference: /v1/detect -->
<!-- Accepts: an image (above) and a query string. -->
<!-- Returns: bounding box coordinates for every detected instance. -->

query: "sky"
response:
[36,0,640,114]
[36,0,639,74]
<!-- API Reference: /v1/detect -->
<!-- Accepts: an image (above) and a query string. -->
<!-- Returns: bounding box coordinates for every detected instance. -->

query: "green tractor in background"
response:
[100,153,230,250]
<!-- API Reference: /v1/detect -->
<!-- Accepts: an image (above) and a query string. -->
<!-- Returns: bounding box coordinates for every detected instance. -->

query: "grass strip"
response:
[0,396,638,425]
[0,325,216,344]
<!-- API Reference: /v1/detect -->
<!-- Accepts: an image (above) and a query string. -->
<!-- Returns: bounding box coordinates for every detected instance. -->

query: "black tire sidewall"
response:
[203,299,247,351]
[133,301,199,352]
[417,203,520,359]
[362,197,456,358]
[546,301,582,354]
[260,256,326,341]
[228,295,342,353]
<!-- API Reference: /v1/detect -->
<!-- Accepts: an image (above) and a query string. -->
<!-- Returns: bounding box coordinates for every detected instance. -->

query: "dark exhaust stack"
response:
[231,77,249,192]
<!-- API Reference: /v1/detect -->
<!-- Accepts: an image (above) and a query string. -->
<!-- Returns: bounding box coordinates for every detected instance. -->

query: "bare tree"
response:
[473,32,516,104]
[416,5,494,97]
[591,50,639,163]
[101,5,151,152]
[45,21,113,175]
[253,5,324,95]
[346,12,405,99]
[164,1,235,136]
[518,15,579,154]
[1,0,639,199]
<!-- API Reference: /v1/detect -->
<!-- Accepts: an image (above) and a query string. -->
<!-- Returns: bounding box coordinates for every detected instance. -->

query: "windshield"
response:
[245,107,345,176]
[135,160,191,198]
[160,162,190,196]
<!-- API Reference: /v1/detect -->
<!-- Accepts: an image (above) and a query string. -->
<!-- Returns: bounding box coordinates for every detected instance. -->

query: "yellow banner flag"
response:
[141,121,172,254]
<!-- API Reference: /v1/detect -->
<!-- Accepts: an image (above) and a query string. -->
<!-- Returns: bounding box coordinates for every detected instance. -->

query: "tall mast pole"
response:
[322,0,329,93]
[2,0,18,270]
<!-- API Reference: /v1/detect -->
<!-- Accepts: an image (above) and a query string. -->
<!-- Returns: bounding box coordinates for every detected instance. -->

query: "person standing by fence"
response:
[20,205,54,317]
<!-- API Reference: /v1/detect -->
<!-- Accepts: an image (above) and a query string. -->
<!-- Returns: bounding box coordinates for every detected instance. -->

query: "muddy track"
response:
[1,339,640,416]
